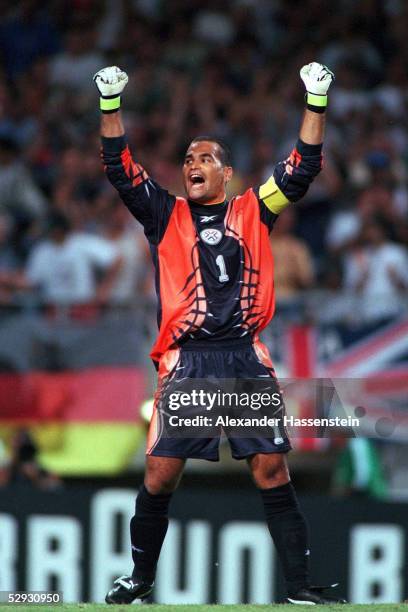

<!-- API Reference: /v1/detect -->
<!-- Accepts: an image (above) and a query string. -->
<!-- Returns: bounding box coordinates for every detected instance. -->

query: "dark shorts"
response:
[146,337,291,461]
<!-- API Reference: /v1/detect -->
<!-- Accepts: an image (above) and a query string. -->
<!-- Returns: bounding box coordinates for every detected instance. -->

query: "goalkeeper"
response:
[94,62,345,605]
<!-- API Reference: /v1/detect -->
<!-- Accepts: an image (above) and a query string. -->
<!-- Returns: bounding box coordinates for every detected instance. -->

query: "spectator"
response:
[332,439,388,499]
[25,212,122,305]
[271,208,314,319]
[0,136,46,220]
[49,26,105,92]
[0,213,21,304]
[325,202,362,255]
[343,218,408,322]
[0,430,61,490]
[102,199,148,305]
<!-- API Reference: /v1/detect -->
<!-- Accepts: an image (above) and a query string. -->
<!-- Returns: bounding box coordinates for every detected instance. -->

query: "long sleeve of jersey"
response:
[101,136,176,244]
[256,139,323,231]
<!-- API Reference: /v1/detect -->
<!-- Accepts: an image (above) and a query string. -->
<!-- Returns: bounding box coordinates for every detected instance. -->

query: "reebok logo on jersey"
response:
[200,215,217,223]
[200,228,223,245]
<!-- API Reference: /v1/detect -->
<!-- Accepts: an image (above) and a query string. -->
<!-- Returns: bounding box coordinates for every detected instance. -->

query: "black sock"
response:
[259,482,310,596]
[130,484,172,583]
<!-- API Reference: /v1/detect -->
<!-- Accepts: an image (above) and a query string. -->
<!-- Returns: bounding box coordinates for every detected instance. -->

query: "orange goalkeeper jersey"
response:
[102,136,322,366]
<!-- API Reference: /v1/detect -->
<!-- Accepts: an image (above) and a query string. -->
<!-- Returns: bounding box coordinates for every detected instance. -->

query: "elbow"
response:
[274,162,319,203]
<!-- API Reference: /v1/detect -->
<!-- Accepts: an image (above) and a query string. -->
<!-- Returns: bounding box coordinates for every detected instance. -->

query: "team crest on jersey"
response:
[200,228,223,245]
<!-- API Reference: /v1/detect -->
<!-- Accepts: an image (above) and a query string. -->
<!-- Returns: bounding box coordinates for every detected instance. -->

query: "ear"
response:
[224,166,233,184]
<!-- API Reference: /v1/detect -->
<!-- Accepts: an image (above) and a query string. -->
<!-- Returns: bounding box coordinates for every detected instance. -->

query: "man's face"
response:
[182,141,232,204]
[49,227,68,244]
[363,223,384,246]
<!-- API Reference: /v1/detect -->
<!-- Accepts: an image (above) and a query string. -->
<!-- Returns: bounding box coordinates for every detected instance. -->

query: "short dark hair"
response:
[188,135,232,167]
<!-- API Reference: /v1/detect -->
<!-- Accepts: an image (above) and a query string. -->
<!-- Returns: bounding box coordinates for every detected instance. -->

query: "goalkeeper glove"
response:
[300,62,335,113]
[93,66,129,113]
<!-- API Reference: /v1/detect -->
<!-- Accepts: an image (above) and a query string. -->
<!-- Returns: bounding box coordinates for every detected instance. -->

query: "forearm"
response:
[271,137,323,204]
[0,270,32,290]
[101,110,125,138]
[299,108,326,145]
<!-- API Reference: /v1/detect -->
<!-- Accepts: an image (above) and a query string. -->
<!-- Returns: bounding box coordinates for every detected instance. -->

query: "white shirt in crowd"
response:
[26,233,117,304]
[107,230,146,304]
[344,242,408,321]
[49,51,105,91]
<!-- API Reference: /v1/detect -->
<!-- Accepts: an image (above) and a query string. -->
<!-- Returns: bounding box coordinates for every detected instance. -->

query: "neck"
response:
[188,198,227,214]
[190,197,226,206]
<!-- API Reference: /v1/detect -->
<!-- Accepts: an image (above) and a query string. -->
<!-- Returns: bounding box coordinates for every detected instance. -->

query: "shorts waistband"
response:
[179,336,253,352]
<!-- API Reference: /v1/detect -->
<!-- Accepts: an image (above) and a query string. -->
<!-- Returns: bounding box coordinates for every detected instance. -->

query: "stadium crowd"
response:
[0,0,408,323]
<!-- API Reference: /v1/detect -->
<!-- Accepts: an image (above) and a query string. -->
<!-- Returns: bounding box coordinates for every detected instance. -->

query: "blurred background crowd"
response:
[0,0,407,320]
[0,0,407,496]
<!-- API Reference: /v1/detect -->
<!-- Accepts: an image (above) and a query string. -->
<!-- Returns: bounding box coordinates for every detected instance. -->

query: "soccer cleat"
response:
[105,575,154,604]
[286,583,347,605]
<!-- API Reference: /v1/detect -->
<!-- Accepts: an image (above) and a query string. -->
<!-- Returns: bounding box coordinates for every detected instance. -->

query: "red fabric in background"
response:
[0,367,145,423]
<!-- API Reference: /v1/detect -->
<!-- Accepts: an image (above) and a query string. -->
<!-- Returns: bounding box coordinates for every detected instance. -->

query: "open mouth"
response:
[190,174,205,185]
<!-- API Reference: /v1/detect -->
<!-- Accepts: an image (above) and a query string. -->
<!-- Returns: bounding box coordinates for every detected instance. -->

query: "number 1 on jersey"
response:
[216,254,229,283]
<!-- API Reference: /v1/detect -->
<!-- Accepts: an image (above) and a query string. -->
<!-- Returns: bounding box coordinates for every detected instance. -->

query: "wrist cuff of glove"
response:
[100,95,121,114]
[305,92,327,114]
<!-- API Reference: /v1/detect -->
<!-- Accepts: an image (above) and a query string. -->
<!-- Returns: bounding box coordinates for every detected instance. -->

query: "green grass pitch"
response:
[0,604,406,611]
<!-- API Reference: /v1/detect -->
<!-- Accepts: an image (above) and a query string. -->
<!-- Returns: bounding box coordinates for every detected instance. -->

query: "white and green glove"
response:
[300,62,335,113]
[93,66,129,113]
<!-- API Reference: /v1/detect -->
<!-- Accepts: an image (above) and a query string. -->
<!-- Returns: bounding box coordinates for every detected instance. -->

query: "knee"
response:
[144,470,180,495]
[144,478,177,495]
[250,455,290,489]
[144,457,184,495]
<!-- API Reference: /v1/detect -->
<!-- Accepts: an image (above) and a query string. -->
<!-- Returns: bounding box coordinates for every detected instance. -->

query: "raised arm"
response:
[299,108,325,145]
[101,110,125,138]
[298,62,333,145]
[94,66,175,244]
[257,63,334,230]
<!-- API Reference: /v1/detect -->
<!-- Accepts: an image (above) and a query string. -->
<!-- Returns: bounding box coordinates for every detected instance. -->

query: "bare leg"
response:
[144,455,186,494]
[247,452,290,488]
